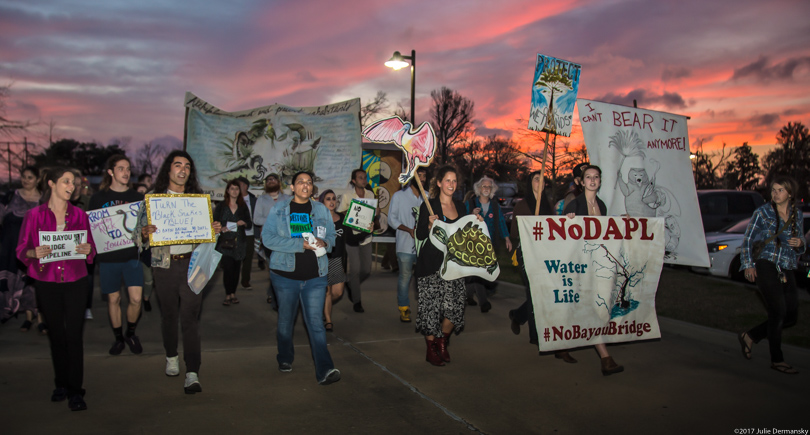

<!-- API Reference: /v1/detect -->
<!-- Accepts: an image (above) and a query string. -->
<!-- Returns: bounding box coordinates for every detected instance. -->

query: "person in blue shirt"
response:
[739,175,804,374]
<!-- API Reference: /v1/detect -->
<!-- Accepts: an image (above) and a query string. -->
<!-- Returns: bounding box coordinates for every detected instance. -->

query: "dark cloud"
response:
[748,113,781,127]
[661,67,691,82]
[295,71,318,83]
[594,89,688,110]
[476,125,513,139]
[783,108,803,116]
[732,55,810,81]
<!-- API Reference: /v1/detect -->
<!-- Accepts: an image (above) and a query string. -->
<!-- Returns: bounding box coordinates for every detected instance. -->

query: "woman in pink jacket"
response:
[17,167,96,411]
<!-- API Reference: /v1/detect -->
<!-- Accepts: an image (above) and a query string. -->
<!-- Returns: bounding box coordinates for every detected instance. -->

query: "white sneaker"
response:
[184,372,202,394]
[84,309,93,320]
[319,368,341,385]
[165,356,180,377]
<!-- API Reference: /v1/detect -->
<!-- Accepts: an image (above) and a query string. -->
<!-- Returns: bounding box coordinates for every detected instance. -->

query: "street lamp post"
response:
[385,50,416,125]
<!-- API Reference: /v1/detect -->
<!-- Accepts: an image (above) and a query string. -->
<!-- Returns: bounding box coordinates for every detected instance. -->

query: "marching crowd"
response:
[0,151,803,412]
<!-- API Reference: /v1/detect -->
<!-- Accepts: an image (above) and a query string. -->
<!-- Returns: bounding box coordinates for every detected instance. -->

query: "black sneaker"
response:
[143,300,152,312]
[125,335,143,354]
[68,395,87,411]
[319,368,341,385]
[278,362,292,373]
[353,302,364,313]
[51,387,68,402]
[109,340,126,356]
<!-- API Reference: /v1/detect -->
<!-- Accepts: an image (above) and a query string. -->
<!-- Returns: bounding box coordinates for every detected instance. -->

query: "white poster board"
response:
[87,202,142,254]
[39,231,87,263]
[145,194,215,246]
[577,99,710,267]
[429,215,500,281]
[517,215,664,352]
[343,199,376,233]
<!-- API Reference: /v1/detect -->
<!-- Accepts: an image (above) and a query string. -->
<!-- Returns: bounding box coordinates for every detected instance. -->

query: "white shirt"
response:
[243,194,254,237]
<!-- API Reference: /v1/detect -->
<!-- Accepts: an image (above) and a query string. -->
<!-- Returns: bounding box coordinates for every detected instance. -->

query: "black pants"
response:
[153,257,202,373]
[220,255,241,296]
[747,260,799,363]
[36,277,88,397]
[509,265,538,343]
[240,235,255,286]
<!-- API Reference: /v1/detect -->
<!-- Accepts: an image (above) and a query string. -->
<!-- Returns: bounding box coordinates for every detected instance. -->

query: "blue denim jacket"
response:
[261,197,335,277]
[740,203,805,271]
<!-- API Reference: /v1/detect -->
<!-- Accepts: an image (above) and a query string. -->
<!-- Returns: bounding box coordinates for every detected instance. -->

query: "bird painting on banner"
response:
[362,116,436,184]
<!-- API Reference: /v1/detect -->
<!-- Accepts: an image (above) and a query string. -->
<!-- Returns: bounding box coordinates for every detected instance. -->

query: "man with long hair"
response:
[135,150,221,394]
[89,155,145,356]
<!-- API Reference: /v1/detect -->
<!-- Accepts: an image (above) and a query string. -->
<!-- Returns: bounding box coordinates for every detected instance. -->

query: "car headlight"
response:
[708,243,729,253]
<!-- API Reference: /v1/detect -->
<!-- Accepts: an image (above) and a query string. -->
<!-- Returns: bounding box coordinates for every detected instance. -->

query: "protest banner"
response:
[87,202,142,254]
[39,231,87,263]
[145,194,215,246]
[428,215,500,282]
[184,92,362,200]
[343,199,376,233]
[528,54,581,137]
[518,215,664,352]
[577,99,710,267]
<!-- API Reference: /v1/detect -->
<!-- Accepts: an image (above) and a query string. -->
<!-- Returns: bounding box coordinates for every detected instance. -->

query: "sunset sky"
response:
[2,0,809,163]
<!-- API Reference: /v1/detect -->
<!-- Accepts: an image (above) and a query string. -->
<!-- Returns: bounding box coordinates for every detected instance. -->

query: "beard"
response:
[266,184,280,193]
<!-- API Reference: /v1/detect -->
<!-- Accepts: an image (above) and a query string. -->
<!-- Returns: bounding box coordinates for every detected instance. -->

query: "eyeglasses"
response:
[481,185,493,189]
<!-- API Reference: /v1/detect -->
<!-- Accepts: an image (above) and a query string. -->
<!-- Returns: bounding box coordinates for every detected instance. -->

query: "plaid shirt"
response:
[740,203,805,271]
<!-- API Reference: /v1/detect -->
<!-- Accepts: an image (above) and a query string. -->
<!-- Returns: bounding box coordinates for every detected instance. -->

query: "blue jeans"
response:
[270,272,334,381]
[396,252,416,307]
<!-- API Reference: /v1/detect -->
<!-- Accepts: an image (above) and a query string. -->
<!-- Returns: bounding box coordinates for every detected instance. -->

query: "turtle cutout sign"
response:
[429,215,500,281]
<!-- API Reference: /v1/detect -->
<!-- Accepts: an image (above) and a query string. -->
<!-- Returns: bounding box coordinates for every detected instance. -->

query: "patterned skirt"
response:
[327,257,346,286]
[415,272,466,337]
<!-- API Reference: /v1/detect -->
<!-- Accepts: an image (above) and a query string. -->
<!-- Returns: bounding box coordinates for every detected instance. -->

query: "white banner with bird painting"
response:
[518,215,664,352]
[184,92,362,200]
[527,54,581,137]
[577,99,710,268]
[428,215,500,281]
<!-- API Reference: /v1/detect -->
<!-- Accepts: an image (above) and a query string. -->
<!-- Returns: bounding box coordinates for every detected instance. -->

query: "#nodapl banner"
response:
[517,215,665,351]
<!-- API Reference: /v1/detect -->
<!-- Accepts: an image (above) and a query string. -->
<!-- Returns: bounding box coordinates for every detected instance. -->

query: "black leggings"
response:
[221,255,241,296]
[36,277,88,397]
[747,260,799,363]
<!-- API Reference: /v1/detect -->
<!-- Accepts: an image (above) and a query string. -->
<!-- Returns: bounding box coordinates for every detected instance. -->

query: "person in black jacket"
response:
[563,165,623,376]
[213,179,253,306]
[415,165,483,366]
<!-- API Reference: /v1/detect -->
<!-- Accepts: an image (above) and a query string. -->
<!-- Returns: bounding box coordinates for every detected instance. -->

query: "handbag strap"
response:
[760,208,795,248]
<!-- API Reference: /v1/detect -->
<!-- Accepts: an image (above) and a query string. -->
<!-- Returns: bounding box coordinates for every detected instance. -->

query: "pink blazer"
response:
[16,202,96,283]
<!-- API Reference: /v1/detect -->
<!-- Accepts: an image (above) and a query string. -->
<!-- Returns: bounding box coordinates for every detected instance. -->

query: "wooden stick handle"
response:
[535,132,550,216]
[415,178,434,216]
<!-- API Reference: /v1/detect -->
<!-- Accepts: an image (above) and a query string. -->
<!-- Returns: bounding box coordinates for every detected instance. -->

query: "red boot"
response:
[436,336,451,363]
[425,337,445,366]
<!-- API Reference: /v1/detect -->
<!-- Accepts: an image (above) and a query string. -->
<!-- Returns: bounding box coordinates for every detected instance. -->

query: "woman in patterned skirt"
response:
[414,165,483,366]
[319,189,347,332]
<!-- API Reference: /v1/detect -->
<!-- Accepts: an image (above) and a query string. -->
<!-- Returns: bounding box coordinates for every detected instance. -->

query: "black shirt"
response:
[272,201,318,281]
[328,212,347,259]
[88,188,144,263]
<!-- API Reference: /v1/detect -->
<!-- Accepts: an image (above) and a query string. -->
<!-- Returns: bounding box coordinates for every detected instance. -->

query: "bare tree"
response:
[692,143,731,189]
[0,84,34,138]
[360,91,390,129]
[393,102,410,123]
[429,87,475,164]
[135,141,167,177]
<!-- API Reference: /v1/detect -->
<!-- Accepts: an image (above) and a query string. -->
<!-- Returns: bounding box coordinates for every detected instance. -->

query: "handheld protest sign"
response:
[362,115,437,215]
[87,202,142,254]
[343,199,376,233]
[39,231,87,263]
[145,194,216,246]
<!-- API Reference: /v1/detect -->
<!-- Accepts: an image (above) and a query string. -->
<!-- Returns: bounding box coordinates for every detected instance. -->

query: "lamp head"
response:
[385,51,409,70]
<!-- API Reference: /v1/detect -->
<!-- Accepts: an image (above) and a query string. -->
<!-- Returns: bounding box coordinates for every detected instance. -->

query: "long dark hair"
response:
[99,154,131,191]
[524,170,552,215]
[153,150,202,194]
[40,166,73,204]
[224,179,246,208]
[429,165,459,199]
[770,175,800,238]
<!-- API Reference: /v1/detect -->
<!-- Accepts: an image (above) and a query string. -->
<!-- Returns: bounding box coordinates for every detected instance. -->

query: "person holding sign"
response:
[89,155,146,356]
[16,167,95,411]
[135,150,221,394]
[262,171,340,385]
[318,189,347,332]
[337,169,377,313]
[213,179,253,306]
[739,176,804,375]
[564,165,624,376]
[415,165,481,366]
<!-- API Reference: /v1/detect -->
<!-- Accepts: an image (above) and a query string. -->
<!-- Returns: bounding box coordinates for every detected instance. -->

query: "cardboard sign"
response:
[39,231,87,263]
[145,194,216,246]
[87,202,142,254]
[343,199,376,233]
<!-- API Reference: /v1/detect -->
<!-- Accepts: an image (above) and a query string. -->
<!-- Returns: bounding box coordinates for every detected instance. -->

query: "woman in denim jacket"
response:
[262,171,340,385]
[739,175,805,374]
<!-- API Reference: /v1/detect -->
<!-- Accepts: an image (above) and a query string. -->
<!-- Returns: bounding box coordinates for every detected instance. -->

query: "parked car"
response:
[694,215,810,281]
[697,190,765,233]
